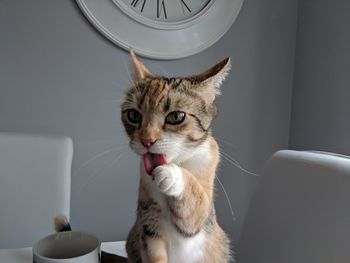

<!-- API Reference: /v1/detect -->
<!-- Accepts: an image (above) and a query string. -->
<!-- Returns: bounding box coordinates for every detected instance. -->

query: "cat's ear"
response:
[130,49,153,81]
[192,57,231,103]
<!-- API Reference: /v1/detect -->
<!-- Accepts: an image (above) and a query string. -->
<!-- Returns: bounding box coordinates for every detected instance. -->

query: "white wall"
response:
[0,0,298,244]
[290,0,350,155]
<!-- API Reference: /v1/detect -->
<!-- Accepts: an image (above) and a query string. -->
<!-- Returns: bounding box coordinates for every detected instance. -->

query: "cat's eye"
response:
[127,109,142,124]
[165,111,186,125]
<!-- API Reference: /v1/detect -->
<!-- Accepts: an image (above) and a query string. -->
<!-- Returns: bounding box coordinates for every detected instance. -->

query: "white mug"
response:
[33,231,100,263]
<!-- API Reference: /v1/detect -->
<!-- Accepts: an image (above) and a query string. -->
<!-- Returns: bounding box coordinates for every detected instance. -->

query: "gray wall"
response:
[0,0,297,244]
[289,0,350,155]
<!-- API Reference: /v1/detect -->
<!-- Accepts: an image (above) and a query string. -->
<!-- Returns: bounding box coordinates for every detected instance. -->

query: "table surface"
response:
[0,241,127,263]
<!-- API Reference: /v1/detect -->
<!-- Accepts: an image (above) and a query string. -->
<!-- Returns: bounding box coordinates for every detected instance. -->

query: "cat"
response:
[54,51,232,263]
[122,51,232,263]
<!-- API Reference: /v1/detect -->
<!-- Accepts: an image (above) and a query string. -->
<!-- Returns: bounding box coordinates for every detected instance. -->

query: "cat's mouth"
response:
[143,153,167,175]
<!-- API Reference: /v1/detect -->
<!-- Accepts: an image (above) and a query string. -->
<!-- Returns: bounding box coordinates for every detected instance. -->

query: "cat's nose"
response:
[141,138,157,148]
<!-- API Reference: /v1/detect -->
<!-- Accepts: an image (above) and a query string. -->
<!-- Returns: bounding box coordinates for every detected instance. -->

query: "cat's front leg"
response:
[152,164,211,236]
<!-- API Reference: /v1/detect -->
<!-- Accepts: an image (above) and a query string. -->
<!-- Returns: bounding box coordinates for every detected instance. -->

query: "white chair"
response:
[0,132,73,249]
[238,150,350,263]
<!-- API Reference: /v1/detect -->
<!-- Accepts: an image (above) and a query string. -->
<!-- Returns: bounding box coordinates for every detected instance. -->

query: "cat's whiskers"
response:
[72,144,128,178]
[76,152,124,196]
[219,151,240,166]
[219,151,259,176]
[213,136,258,176]
[215,137,237,148]
[215,176,237,222]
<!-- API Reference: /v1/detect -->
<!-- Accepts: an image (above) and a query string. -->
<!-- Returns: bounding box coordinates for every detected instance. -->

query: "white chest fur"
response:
[144,179,208,263]
[141,139,213,262]
[167,222,207,263]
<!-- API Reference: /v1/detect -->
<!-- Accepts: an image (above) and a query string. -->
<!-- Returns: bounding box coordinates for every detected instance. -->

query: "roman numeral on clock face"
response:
[125,0,211,22]
[131,0,146,12]
[157,0,167,19]
[180,0,191,14]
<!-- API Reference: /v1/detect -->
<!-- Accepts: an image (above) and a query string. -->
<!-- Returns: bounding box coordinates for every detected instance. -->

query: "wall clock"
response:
[76,0,244,59]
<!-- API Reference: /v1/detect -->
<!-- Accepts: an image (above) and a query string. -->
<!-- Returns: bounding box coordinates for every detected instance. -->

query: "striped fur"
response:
[53,215,72,232]
[123,51,232,263]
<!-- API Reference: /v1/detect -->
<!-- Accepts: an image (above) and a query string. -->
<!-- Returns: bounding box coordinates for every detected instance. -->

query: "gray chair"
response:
[0,132,73,249]
[238,150,350,263]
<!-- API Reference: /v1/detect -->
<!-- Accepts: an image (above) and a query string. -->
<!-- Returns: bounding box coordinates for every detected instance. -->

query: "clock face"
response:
[76,0,244,59]
[117,0,212,23]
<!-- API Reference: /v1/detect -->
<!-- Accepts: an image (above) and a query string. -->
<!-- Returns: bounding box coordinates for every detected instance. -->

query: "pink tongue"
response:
[143,153,167,175]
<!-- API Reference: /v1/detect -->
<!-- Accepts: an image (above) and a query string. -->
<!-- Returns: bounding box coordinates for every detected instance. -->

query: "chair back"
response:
[238,150,350,263]
[0,133,73,248]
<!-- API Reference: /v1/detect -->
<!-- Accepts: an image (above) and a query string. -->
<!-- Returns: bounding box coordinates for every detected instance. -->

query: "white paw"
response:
[152,164,184,198]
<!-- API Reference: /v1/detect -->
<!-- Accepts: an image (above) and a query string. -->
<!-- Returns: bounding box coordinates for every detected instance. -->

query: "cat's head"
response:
[121,51,230,164]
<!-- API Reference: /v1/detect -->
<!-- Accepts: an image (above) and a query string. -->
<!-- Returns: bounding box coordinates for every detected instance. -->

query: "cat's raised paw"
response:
[152,163,184,198]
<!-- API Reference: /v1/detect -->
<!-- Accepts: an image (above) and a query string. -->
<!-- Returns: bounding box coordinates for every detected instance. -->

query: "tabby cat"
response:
[122,51,232,263]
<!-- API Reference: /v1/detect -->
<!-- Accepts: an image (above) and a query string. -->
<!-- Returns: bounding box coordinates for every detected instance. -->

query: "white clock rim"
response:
[76,0,244,60]
[112,0,216,30]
